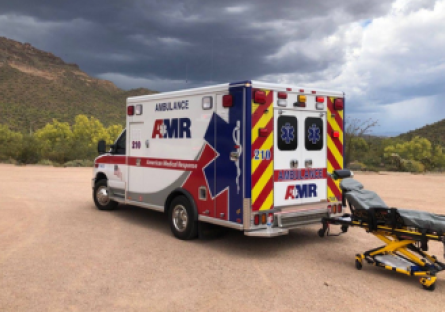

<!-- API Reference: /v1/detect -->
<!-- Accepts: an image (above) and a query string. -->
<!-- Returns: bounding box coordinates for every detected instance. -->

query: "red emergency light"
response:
[332,130,340,138]
[223,94,233,107]
[254,90,266,104]
[127,105,134,116]
[278,92,287,99]
[334,98,344,110]
[316,96,324,103]
[259,128,269,137]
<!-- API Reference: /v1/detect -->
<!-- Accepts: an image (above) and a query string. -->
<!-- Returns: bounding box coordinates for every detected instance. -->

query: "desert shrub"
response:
[37,159,54,166]
[404,160,425,173]
[349,162,367,171]
[16,134,42,164]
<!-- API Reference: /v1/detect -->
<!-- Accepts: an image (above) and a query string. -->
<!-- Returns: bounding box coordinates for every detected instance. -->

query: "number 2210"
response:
[254,149,271,160]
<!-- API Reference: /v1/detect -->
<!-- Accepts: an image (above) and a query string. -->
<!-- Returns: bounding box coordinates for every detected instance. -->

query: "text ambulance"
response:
[92,81,345,239]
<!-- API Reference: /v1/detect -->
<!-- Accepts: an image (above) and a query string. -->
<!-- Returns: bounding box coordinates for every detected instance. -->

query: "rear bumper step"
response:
[244,228,289,237]
[276,208,330,229]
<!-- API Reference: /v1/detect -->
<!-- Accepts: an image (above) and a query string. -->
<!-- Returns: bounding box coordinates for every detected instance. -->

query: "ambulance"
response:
[92,80,345,240]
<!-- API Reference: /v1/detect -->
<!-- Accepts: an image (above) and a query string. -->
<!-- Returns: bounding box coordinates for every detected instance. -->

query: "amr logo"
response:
[152,118,191,139]
[285,184,318,200]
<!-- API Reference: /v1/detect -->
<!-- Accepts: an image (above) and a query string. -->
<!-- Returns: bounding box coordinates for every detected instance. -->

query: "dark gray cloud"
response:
[0,0,393,89]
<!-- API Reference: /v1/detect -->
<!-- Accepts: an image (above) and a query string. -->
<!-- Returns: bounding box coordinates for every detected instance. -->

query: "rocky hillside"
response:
[398,119,445,146]
[0,37,157,132]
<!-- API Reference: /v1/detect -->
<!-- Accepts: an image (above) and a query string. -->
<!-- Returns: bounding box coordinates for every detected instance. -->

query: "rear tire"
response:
[93,179,118,210]
[168,196,198,240]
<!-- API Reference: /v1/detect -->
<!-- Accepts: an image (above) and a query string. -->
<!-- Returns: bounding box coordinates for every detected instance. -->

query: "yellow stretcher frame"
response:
[319,218,445,291]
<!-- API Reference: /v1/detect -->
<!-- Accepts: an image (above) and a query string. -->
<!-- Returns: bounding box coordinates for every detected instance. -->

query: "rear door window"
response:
[277,116,298,151]
[305,117,323,151]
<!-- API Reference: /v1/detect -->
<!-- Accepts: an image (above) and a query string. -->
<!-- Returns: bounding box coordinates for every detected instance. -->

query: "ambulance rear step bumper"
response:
[277,208,329,229]
[244,228,289,237]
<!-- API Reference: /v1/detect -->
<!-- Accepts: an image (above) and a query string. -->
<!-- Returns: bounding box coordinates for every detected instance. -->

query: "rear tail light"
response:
[332,204,337,214]
[334,98,344,110]
[338,204,342,213]
[294,102,306,108]
[254,215,259,225]
[223,94,233,107]
[127,105,134,116]
[261,213,267,224]
[254,90,266,104]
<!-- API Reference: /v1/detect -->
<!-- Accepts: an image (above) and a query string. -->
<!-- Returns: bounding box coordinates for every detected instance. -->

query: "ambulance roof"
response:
[127,80,343,103]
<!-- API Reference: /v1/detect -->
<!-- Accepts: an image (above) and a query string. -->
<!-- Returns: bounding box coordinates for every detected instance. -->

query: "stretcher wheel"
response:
[318,228,326,238]
[341,225,348,233]
[355,259,363,270]
[422,283,435,291]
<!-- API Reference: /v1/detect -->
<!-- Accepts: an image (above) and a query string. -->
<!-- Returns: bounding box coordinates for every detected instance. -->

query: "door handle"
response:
[230,151,241,161]
[290,160,298,168]
[305,159,312,168]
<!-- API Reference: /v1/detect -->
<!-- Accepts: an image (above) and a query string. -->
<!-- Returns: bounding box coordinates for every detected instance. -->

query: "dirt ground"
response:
[1,165,445,312]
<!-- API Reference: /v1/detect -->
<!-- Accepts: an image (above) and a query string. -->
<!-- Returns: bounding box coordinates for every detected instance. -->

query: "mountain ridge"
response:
[0,36,157,132]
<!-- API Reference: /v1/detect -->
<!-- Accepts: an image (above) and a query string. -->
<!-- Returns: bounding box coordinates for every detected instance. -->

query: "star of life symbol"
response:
[281,123,295,144]
[308,124,321,144]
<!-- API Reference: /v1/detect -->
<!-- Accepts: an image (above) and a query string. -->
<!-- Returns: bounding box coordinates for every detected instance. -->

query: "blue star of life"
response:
[281,123,294,144]
[308,124,321,144]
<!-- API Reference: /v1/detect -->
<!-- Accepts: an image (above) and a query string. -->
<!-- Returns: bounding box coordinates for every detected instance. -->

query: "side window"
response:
[115,130,126,155]
[305,118,323,151]
[278,116,298,151]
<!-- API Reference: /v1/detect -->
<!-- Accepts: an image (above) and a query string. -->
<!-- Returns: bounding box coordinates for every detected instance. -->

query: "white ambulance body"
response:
[92,80,346,239]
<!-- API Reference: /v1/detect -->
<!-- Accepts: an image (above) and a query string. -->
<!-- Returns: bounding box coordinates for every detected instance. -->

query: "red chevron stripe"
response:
[251,149,274,187]
[328,148,341,170]
[327,97,344,133]
[327,120,344,156]
[252,177,273,211]
[328,178,342,201]
[251,118,274,155]
[252,90,273,128]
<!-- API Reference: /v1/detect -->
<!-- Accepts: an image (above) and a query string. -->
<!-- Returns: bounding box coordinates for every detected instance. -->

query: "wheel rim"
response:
[96,186,110,206]
[172,205,188,232]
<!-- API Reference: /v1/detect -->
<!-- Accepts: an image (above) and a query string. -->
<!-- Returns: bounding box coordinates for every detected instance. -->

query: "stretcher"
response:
[318,170,445,291]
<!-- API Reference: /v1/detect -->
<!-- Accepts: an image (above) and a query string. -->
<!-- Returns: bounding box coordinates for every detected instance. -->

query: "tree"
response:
[0,124,23,160]
[107,124,124,145]
[344,117,378,167]
[34,119,74,163]
[71,115,110,160]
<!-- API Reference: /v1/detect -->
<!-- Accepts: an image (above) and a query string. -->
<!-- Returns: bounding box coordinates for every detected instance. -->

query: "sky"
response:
[1,0,445,135]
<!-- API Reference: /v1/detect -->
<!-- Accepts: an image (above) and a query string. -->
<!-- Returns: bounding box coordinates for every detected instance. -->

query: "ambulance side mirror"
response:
[98,140,106,155]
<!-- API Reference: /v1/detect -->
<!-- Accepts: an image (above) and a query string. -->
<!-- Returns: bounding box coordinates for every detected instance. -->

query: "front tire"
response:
[168,196,198,240]
[93,179,118,210]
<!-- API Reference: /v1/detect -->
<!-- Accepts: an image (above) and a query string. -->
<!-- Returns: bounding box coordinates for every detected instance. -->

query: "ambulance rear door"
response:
[273,107,327,207]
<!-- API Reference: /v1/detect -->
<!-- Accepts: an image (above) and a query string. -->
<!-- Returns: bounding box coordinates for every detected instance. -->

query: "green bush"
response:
[403,160,425,173]
[349,162,367,171]
[37,159,54,166]
[16,134,42,164]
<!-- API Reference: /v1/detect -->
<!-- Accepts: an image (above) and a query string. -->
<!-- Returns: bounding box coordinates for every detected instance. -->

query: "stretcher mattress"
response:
[340,178,445,233]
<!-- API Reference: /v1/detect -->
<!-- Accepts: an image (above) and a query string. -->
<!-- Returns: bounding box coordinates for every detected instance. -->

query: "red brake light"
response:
[338,205,342,213]
[334,98,344,110]
[259,128,269,137]
[316,96,324,103]
[254,90,266,104]
[127,105,134,116]
[278,92,287,99]
[223,94,233,107]
[254,215,259,225]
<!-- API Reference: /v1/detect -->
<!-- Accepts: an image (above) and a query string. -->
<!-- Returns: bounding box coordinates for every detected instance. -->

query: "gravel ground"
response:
[1,165,445,312]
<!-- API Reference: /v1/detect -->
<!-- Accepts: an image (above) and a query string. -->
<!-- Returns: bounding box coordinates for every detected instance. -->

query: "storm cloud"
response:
[1,0,444,134]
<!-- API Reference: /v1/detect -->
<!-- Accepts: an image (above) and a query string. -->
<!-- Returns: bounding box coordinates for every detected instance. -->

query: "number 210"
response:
[254,149,271,160]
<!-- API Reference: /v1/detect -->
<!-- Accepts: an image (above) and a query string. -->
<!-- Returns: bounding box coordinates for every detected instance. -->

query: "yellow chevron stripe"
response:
[327,96,344,202]
[252,161,274,201]
[251,133,273,172]
[252,107,273,144]
[259,190,274,211]
[328,140,343,169]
